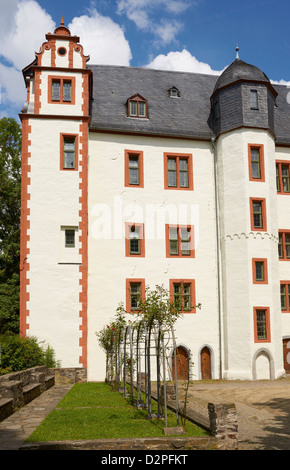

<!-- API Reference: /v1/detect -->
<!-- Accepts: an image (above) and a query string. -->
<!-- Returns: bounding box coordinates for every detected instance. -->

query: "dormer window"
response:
[128,94,147,118]
[169,86,180,98]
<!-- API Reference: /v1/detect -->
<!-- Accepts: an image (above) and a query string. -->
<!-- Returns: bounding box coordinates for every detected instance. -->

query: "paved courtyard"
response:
[1,378,290,450]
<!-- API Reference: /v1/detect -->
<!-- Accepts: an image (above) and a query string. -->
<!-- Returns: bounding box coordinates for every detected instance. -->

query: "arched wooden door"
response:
[172,346,189,380]
[200,346,212,380]
[283,339,290,374]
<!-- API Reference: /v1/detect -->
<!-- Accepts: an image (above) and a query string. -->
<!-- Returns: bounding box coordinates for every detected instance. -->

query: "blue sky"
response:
[1,0,290,121]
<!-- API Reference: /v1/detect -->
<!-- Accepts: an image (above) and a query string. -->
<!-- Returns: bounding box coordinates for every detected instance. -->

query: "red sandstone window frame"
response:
[164,153,193,190]
[126,278,145,313]
[248,144,265,182]
[252,258,268,284]
[48,75,75,105]
[125,223,145,257]
[280,281,290,312]
[165,224,195,258]
[278,230,290,261]
[276,160,290,194]
[253,307,271,343]
[169,279,196,313]
[60,133,79,171]
[250,197,267,231]
[124,150,144,188]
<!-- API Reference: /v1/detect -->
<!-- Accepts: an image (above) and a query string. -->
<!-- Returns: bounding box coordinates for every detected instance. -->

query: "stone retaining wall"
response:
[0,366,55,422]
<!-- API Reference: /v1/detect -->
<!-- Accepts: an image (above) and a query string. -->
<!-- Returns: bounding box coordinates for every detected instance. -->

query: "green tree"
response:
[0,117,22,334]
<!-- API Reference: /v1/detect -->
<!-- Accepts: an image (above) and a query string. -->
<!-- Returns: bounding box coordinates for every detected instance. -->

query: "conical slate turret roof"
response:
[212,58,277,97]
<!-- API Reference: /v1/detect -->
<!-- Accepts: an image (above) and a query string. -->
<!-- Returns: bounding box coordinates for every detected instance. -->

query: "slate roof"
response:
[213,58,276,96]
[88,64,290,145]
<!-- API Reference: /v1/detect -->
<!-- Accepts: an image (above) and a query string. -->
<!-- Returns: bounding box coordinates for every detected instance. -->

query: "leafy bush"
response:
[0,334,60,374]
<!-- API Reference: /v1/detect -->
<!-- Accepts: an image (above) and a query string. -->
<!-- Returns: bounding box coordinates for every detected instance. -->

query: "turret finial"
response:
[235,45,239,59]
[60,16,64,26]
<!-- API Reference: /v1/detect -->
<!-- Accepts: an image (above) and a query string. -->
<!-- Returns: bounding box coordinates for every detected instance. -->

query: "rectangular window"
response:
[48,76,75,105]
[250,198,267,231]
[278,231,290,260]
[252,258,268,284]
[60,134,78,171]
[125,223,145,257]
[169,279,196,313]
[166,225,195,258]
[276,161,290,194]
[280,282,290,312]
[248,144,264,181]
[126,279,145,313]
[164,153,193,190]
[65,229,75,247]
[125,150,144,188]
[250,90,258,109]
[254,307,271,342]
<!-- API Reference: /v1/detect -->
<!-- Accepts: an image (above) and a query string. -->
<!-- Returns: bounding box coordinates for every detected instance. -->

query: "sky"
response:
[1,0,290,121]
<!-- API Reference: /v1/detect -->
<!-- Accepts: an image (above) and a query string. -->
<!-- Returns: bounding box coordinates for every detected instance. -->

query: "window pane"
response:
[255,262,264,281]
[169,227,178,255]
[130,101,137,116]
[173,284,181,309]
[253,202,262,228]
[250,90,258,109]
[168,158,177,187]
[130,283,141,309]
[282,165,290,193]
[138,101,146,117]
[129,156,139,184]
[251,148,260,179]
[65,229,75,247]
[63,138,75,169]
[63,81,71,102]
[256,310,267,340]
[181,227,191,255]
[279,233,283,258]
[183,284,191,310]
[276,164,281,192]
[129,226,140,254]
[52,80,60,101]
[179,159,188,187]
[281,284,286,310]
[285,234,290,259]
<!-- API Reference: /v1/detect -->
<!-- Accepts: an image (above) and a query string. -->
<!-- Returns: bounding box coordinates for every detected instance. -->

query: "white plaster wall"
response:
[40,70,83,116]
[217,129,284,379]
[87,133,220,381]
[275,147,290,341]
[27,118,82,367]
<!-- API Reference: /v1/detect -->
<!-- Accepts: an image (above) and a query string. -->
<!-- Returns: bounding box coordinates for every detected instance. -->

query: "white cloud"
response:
[68,9,132,66]
[0,0,55,71]
[117,0,192,45]
[0,63,25,105]
[146,49,223,75]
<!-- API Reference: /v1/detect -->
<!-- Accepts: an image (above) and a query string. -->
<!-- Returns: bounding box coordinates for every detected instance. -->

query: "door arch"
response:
[172,346,189,380]
[200,346,212,380]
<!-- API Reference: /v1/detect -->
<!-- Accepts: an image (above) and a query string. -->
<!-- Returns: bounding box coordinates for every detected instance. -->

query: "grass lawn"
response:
[26,382,209,442]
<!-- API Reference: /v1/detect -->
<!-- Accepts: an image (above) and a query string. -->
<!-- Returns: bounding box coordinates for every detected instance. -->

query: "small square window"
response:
[166,225,195,258]
[48,76,75,105]
[128,94,147,118]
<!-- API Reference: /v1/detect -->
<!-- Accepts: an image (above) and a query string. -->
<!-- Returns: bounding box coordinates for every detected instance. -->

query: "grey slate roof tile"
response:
[88,64,290,145]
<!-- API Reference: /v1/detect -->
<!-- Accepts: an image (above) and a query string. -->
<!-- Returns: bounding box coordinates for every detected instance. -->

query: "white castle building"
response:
[20,19,290,382]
